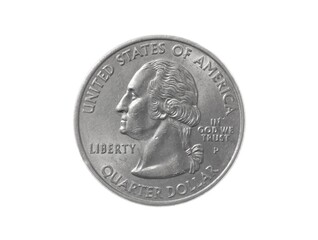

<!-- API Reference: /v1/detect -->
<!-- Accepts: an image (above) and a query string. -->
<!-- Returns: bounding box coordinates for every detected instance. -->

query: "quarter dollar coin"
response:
[75,36,244,205]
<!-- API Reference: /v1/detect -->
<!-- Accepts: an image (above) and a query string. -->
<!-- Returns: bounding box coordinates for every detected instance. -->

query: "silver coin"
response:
[75,36,244,205]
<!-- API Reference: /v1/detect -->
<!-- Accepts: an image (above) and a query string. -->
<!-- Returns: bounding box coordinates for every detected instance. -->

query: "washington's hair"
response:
[141,59,204,174]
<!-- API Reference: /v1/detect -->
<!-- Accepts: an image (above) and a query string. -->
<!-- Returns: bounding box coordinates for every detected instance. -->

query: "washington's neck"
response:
[131,121,190,179]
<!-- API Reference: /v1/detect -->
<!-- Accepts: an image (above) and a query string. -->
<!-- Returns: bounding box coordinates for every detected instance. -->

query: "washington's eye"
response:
[131,92,137,100]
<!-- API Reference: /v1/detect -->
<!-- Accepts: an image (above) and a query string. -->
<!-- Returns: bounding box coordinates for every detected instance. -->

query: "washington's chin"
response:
[119,127,127,134]
[119,127,137,138]
[118,124,150,140]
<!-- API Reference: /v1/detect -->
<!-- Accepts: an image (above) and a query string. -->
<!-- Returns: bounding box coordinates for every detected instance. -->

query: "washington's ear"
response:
[157,100,168,119]
[148,97,168,120]
[158,113,167,119]
[162,98,181,116]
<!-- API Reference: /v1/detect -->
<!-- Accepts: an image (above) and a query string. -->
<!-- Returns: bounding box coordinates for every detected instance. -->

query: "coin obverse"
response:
[75,36,244,205]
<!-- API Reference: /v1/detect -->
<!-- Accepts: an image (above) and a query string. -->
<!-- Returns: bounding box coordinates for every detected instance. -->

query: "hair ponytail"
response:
[186,144,204,174]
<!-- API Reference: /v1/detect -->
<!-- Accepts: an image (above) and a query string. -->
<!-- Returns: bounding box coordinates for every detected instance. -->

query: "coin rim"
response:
[74,35,245,206]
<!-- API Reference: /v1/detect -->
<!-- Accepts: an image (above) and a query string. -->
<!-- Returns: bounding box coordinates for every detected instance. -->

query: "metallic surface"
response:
[75,36,244,205]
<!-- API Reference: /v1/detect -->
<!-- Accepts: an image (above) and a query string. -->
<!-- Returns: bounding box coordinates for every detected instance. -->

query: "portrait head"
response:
[116,59,203,178]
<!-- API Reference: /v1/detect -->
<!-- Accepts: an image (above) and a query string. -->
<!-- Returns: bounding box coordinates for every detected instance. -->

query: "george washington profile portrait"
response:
[116,59,203,179]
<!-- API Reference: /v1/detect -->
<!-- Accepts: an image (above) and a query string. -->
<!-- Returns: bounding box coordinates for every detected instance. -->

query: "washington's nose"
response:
[116,95,128,113]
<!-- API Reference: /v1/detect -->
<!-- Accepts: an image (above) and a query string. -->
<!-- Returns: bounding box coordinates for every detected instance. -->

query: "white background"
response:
[1,1,317,239]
